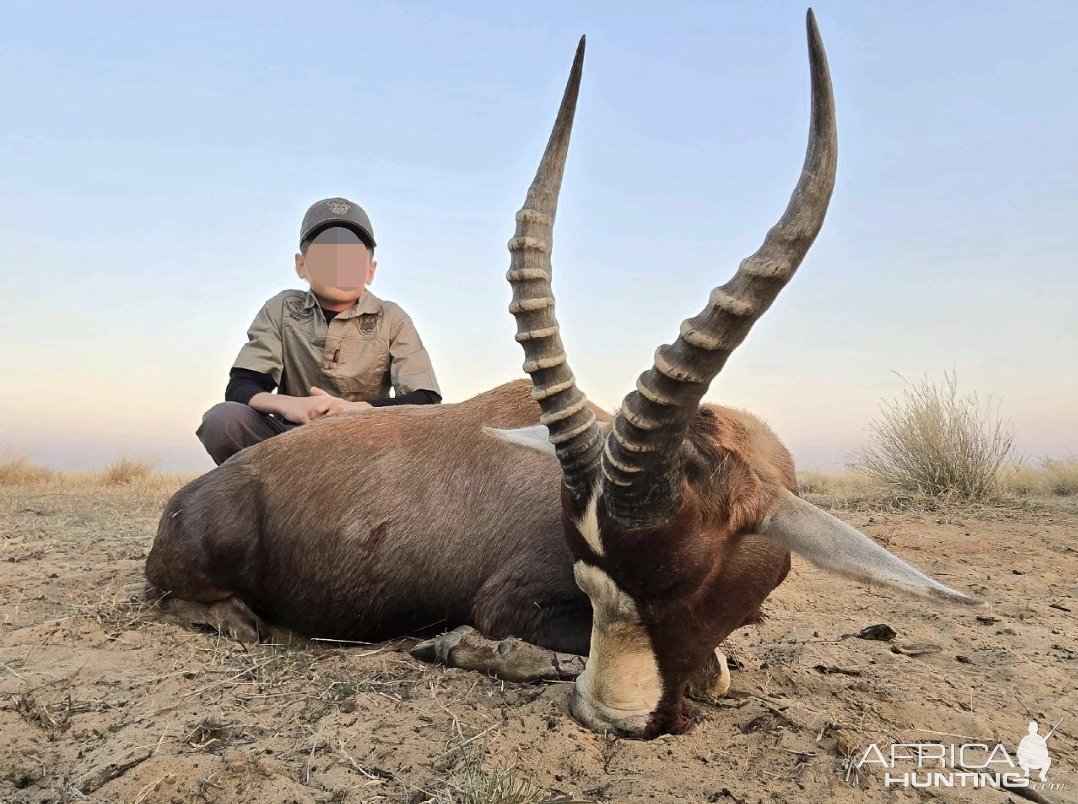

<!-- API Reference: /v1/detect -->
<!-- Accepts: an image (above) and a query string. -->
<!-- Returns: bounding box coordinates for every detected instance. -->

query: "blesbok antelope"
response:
[146,11,976,738]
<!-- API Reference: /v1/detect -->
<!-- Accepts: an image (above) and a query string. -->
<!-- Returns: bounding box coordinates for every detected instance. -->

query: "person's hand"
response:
[309,387,373,417]
[276,393,336,424]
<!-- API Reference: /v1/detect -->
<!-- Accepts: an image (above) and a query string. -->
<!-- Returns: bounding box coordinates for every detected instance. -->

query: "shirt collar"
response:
[303,288,382,319]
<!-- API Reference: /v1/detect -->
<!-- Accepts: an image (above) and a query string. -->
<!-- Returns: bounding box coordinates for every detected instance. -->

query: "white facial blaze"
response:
[572,487,604,557]
[572,561,662,732]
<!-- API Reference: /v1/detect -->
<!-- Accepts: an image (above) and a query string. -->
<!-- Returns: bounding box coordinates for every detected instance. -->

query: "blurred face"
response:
[295,226,377,308]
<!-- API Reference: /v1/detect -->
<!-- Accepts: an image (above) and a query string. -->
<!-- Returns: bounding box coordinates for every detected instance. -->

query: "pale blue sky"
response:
[2,2,1075,471]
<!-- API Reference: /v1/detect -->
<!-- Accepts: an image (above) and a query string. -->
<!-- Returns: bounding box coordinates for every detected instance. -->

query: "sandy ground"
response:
[0,485,1075,804]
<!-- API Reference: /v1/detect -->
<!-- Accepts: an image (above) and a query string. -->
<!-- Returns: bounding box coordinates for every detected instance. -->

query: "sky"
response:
[1,1,1075,472]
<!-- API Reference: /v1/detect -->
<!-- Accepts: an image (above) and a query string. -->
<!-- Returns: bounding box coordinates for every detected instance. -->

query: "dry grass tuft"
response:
[0,458,56,487]
[0,457,197,494]
[1042,457,1078,496]
[802,457,1078,515]
[98,458,156,486]
[998,463,1044,496]
[456,761,548,804]
[797,470,877,498]
[853,372,1014,501]
[997,457,1078,498]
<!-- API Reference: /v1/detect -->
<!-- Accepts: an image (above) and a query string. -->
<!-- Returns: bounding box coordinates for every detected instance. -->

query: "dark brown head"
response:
[489,11,977,738]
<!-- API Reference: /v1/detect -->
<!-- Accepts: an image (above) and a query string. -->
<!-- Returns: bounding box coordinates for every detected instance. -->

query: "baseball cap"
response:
[300,197,376,249]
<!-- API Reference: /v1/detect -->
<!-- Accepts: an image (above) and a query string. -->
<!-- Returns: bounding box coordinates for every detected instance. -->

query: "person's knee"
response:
[197,402,262,464]
[198,402,253,440]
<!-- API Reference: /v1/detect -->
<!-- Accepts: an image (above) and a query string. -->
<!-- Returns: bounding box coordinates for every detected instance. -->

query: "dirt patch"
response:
[1,487,1075,802]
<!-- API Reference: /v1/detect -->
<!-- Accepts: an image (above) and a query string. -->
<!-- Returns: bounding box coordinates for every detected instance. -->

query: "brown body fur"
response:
[147,380,796,697]
[149,381,596,652]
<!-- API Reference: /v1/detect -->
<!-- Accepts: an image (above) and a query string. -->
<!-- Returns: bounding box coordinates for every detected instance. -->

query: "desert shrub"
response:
[0,458,56,486]
[853,373,1013,500]
[1042,457,1078,496]
[98,458,155,486]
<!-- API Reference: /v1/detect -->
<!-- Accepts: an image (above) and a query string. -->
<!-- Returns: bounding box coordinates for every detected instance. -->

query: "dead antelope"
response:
[146,11,976,739]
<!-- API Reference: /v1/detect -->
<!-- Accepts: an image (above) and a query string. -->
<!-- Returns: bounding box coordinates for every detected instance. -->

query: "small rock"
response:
[956,655,973,664]
[975,615,1000,625]
[856,624,897,642]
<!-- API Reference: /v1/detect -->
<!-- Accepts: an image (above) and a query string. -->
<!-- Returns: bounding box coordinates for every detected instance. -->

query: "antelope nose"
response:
[568,687,644,738]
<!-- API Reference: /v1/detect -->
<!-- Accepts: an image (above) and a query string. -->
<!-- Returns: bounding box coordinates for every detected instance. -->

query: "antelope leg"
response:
[410,625,586,682]
[154,594,267,643]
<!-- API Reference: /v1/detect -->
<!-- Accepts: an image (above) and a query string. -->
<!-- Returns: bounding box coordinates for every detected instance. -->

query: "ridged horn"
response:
[507,36,603,501]
[603,10,838,528]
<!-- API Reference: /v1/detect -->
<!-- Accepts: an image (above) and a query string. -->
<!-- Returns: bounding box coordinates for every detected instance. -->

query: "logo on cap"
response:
[326,200,351,215]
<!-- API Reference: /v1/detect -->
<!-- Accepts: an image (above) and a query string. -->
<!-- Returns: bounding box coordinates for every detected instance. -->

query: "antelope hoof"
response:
[411,625,586,682]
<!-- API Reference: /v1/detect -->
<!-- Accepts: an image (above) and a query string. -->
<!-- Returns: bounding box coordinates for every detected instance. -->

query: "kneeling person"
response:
[198,197,441,465]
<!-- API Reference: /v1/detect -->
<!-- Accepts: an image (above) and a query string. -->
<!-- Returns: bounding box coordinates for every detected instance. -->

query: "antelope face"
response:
[559,418,795,738]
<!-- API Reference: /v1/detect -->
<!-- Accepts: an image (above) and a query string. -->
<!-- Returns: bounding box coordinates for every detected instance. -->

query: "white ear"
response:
[762,488,980,606]
[483,425,556,455]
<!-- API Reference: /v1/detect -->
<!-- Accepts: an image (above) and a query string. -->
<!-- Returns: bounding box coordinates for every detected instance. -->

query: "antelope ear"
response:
[761,488,980,606]
[484,425,556,455]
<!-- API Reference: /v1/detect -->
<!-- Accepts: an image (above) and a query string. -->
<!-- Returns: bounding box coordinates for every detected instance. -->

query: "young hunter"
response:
[197,197,441,465]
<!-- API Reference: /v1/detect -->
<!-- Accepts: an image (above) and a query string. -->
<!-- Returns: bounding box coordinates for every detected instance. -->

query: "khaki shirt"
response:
[232,289,440,402]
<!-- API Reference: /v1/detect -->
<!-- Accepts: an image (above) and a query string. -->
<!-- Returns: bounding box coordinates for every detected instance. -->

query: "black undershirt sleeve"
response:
[369,389,442,407]
[226,367,277,405]
[226,368,440,407]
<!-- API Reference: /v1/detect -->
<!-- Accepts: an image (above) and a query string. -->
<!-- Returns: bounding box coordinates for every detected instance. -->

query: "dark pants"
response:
[196,402,299,465]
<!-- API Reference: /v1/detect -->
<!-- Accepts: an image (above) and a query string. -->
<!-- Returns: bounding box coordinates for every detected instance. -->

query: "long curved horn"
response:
[603,10,838,528]
[507,37,603,501]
